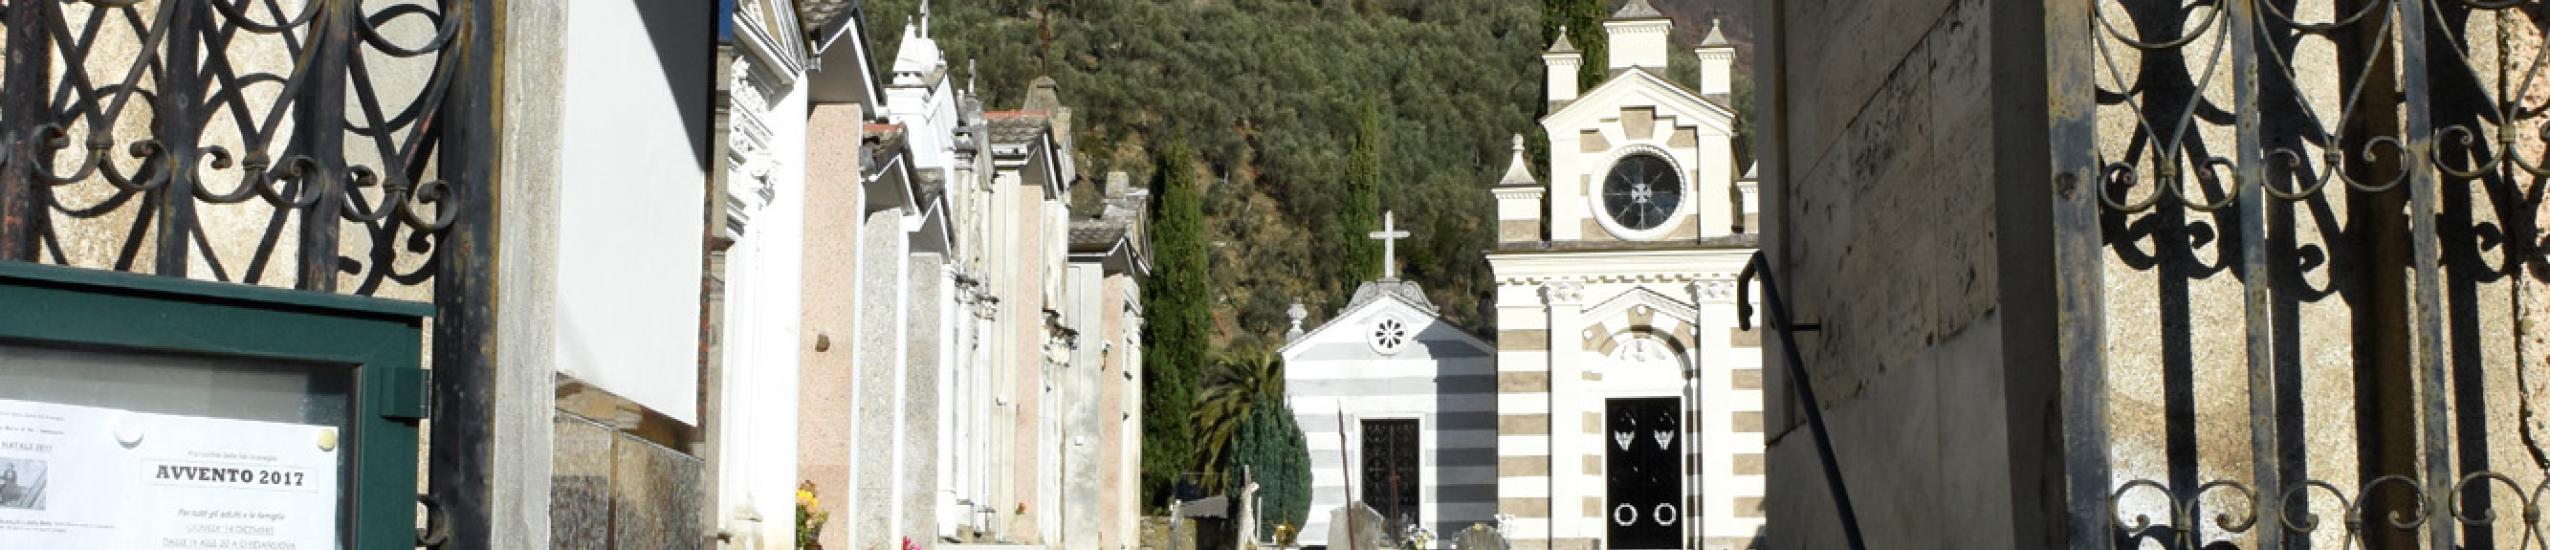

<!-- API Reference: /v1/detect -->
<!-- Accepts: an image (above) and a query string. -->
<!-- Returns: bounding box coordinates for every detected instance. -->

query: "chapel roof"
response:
[985,112,1052,146]
[1548,26,1578,54]
[1280,277,1495,360]
[796,0,860,41]
[1548,67,1734,126]
[1347,279,1435,316]
[1612,0,1666,21]
[1701,19,1731,47]
[1067,222,1128,252]
[1023,76,1064,114]
[890,19,944,82]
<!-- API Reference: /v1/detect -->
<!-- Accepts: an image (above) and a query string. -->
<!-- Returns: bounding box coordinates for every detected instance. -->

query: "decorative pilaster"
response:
[1540,280,1588,540]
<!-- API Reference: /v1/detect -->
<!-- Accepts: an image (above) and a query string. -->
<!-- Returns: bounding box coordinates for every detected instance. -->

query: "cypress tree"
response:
[1340,100,1384,286]
[1228,383,1310,544]
[1142,140,1209,504]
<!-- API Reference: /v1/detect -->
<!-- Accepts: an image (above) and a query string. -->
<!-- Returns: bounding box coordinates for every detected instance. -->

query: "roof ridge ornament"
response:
[1499,134,1538,186]
[1701,18,1731,47]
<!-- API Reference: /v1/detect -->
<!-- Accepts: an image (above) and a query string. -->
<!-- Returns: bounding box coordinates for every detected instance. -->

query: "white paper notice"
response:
[0,398,341,550]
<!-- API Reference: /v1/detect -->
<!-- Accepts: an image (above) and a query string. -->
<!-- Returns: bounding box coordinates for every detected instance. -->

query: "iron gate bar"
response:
[1736,252,1866,550]
[0,0,44,261]
[296,0,351,292]
[151,0,196,277]
[2230,0,2284,547]
[426,0,496,546]
[2047,0,2110,547]
[2397,0,2455,547]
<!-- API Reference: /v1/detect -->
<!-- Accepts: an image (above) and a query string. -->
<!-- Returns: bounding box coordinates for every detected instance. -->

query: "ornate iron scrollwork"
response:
[2,0,470,291]
[2087,0,2545,547]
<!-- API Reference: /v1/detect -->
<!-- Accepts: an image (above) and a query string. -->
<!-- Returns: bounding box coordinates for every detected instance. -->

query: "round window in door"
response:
[1601,153,1684,233]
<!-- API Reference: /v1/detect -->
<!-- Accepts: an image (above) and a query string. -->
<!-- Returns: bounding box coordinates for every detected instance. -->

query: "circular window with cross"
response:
[1591,149,1692,240]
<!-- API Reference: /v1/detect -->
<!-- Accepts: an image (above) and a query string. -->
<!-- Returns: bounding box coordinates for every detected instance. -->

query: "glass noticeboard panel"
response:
[0,342,353,550]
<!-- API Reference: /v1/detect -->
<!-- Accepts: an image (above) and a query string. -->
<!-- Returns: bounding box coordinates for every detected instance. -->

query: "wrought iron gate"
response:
[0,0,494,547]
[2056,0,2550,547]
[1361,418,1422,537]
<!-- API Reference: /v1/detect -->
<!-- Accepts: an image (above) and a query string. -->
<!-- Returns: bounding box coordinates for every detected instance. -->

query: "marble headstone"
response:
[1451,523,1508,550]
[1326,502,1391,550]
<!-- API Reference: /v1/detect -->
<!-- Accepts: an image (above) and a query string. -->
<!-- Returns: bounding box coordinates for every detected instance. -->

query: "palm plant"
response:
[1193,350,1285,492]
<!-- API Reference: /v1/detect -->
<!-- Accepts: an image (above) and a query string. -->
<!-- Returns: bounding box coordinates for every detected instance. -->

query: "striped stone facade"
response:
[1484,4,1764,548]
[1486,273,1764,550]
[1282,281,1499,548]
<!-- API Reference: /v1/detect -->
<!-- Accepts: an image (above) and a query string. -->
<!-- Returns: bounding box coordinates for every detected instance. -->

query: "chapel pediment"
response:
[1543,68,1733,135]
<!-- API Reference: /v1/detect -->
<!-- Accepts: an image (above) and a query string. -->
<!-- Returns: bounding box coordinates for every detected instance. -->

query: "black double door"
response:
[1605,398,1683,549]
[1360,418,1422,536]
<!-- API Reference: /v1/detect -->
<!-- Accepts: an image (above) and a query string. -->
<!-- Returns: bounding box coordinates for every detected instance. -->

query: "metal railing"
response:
[1737,251,1866,550]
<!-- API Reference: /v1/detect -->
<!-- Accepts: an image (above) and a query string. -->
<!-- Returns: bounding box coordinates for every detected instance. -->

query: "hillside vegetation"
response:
[864,0,1740,347]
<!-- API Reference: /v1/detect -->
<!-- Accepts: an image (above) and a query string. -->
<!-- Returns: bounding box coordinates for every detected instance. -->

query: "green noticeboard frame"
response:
[0,261,430,549]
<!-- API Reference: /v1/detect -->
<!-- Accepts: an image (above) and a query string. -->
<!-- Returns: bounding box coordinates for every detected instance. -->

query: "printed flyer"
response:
[0,398,341,549]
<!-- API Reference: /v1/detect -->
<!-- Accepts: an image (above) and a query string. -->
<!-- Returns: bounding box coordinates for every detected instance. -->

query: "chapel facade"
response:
[1281,212,1501,549]
[1486,2,1765,549]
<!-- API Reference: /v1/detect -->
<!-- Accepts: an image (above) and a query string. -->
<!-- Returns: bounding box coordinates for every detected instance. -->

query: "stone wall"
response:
[907,252,948,544]
[1760,0,2050,547]
[552,412,707,550]
[854,208,909,547]
[798,103,867,550]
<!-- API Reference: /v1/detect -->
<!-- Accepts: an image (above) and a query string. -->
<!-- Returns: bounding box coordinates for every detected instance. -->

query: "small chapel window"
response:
[1369,316,1411,355]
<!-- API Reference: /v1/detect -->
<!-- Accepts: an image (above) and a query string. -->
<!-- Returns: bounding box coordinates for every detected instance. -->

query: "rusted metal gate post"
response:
[2226,1,2287,547]
[429,0,500,547]
[2045,0,2110,546]
[2393,0,2455,546]
[0,0,48,260]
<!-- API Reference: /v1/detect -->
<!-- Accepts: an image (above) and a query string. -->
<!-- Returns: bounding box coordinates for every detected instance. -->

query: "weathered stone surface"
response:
[1326,502,1391,550]
[551,414,616,550]
[1452,523,1510,550]
[612,430,706,550]
[800,103,867,550]
[553,411,706,549]
[1781,0,1994,411]
[854,209,908,548]
[907,253,948,543]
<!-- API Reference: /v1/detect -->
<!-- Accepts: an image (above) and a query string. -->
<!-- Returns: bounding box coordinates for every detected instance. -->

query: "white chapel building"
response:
[1487,2,1766,549]
[1283,212,1500,549]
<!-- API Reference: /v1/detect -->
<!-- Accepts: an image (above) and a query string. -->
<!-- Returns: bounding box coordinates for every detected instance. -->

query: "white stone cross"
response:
[1368,210,1411,280]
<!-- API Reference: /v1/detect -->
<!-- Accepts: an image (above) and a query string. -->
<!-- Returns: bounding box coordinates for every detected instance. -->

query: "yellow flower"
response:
[797,489,818,509]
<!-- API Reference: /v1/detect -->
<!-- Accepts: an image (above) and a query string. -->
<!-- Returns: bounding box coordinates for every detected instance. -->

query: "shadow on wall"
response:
[634,0,714,172]
[2095,2,2541,548]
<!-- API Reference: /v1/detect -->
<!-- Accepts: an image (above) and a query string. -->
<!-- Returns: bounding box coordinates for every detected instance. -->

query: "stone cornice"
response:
[1491,185,1546,200]
[1540,281,1585,305]
[1496,269,1745,287]
[1691,278,1738,303]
